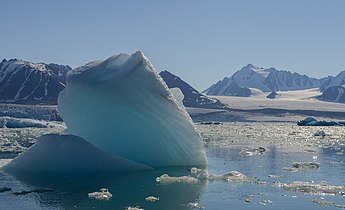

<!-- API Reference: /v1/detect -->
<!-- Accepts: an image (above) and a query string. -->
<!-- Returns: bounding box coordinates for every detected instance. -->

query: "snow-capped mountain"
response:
[206,77,251,97]
[319,85,345,103]
[319,71,345,92]
[205,64,322,96]
[0,59,71,104]
[159,70,225,109]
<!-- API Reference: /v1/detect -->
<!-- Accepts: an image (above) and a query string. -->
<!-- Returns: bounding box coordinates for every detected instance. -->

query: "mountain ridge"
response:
[204,64,344,97]
[0,59,71,104]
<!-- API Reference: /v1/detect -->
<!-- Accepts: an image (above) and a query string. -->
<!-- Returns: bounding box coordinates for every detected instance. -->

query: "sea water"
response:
[0,122,344,210]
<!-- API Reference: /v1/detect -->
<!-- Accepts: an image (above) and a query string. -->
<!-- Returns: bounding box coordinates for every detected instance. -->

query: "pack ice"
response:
[57,51,206,166]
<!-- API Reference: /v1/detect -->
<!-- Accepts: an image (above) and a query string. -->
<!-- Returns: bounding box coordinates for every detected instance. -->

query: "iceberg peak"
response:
[58,51,207,167]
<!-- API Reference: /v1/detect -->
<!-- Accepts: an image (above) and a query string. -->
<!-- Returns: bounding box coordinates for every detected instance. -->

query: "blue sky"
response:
[1,0,345,90]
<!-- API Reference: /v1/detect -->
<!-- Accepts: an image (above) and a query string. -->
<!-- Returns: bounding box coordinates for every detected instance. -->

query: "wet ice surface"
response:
[0,122,344,209]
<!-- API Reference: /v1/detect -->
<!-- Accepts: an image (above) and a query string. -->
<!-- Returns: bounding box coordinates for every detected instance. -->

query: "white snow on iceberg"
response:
[3,134,150,173]
[58,51,206,166]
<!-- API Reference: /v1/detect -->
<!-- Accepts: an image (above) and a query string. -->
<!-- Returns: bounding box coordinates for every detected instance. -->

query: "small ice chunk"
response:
[190,167,202,174]
[292,162,320,169]
[88,188,112,201]
[259,200,273,205]
[187,202,204,209]
[268,175,282,179]
[125,206,144,210]
[283,162,320,172]
[314,130,326,137]
[271,181,285,188]
[335,205,345,209]
[239,150,254,157]
[282,167,299,172]
[145,196,159,202]
[239,146,267,157]
[156,174,198,184]
[197,170,256,183]
[312,198,335,206]
[223,171,256,182]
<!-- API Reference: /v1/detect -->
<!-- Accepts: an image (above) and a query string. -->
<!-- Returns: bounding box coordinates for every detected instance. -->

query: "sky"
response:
[1,0,345,91]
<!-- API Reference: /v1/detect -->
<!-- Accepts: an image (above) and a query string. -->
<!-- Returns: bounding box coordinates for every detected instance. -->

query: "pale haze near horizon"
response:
[1,0,344,91]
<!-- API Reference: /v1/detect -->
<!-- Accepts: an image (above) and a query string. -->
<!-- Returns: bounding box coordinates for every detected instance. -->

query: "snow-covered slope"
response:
[205,64,321,96]
[319,85,345,103]
[159,70,225,109]
[205,76,252,97]
[0,59,71,104]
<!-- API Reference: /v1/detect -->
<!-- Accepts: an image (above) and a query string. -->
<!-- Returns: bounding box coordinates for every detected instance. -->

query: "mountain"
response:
[319,85,345,103]
[159,70,225,109]
[266,91,279,99]
[0,59,71,104]
[206,77,251,97]
[204,64,322,96]
[319,71,345,92]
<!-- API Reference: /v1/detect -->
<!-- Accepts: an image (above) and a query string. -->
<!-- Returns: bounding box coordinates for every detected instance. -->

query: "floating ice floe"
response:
[88,188,112,201]
[292,162,320,169]
[259,200,273,205]
[145,196,159,202]
[268,175,282,179]
[312,198,335,206]
[156,174,198,184]
[197,170,256,183]
[282,181,345,195]
[283,162,320,172]
[239,146,267,157]
[125,206,144,210]
[0,116,63,129]
[314,130,326,137]
[190,167,202,174]
[187,202,204,209]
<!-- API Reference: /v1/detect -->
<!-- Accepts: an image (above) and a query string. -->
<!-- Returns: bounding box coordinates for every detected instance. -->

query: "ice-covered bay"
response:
[0,122,344,209]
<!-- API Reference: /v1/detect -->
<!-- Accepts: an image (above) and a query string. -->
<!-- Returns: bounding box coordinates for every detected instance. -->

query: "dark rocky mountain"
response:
[159,70,225,109]
[0,59,71,104]
[266,91,278,99]
[319,85,345,103]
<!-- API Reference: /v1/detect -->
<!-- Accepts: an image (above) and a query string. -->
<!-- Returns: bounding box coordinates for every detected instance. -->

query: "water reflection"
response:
[5,167,206,210]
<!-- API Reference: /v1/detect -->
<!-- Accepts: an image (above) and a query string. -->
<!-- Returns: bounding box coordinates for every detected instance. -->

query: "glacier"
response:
[3,134,150,173]
[57,51,206,166]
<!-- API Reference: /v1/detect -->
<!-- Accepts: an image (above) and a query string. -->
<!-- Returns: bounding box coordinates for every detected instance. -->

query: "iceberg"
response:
[58,51,206,166]
[3,134,150,173]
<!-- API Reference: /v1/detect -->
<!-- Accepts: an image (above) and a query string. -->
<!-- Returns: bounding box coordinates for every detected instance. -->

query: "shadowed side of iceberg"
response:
[2,134,151,173]
[58,51,207,166]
